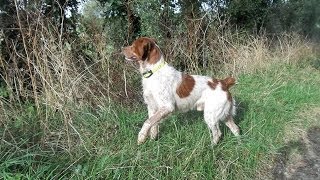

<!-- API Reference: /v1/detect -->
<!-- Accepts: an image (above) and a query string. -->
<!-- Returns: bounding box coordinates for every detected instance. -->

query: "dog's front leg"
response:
[138,107,173,145]
[147,106,159,140]
[149,124,159,140]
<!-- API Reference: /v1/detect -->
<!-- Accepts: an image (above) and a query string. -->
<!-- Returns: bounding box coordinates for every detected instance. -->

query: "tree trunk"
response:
[125,0,140,43]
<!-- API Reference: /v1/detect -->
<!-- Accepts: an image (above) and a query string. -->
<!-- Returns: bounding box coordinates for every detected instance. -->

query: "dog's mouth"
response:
[124,55,141,63]
[125,57,135,62]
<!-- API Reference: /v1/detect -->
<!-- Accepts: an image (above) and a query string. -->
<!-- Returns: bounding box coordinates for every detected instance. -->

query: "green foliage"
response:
[266,0,320,39]
[227,0,270,31]
[0,86,9,97]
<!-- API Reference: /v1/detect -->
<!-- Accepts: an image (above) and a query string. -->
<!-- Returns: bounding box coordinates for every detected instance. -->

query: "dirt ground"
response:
[272,120,320,179]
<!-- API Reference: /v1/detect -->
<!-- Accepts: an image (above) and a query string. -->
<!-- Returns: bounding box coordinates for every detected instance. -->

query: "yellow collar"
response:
[142,61,167,78]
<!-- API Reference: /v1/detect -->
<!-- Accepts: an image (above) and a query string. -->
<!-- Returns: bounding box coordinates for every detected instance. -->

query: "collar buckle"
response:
[143,70,153,78]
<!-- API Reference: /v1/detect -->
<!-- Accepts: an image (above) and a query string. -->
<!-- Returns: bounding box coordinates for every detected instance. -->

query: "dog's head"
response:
[122,37,161,64]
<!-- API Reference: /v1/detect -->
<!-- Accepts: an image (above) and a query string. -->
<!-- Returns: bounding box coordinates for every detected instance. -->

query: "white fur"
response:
[137,56,240,145]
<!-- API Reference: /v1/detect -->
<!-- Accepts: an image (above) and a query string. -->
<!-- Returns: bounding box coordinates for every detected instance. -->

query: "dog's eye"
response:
[131,56,137,59]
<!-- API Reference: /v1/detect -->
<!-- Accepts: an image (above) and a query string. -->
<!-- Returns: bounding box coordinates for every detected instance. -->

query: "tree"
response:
[226,0,271,32]
[266,0,320,40]
[97,0,141,44]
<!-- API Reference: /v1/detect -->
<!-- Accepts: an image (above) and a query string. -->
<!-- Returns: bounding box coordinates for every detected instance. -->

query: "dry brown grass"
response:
[0,9,121,150]
[167,24,316,77]
[1,11,317,110]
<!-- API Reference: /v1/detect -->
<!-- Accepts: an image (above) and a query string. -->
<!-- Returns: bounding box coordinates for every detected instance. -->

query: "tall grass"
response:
[0,7,320,179]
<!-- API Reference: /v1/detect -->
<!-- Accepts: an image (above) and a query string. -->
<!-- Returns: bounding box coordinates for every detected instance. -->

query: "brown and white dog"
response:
[122,37,240,145]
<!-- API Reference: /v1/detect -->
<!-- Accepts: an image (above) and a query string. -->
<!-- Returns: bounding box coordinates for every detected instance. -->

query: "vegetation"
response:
[1,62,320,179]
[0,0,319,179]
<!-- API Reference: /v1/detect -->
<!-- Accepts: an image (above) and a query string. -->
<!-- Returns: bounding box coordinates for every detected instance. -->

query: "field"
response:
[1,58,320,179]
[1,0,320,179]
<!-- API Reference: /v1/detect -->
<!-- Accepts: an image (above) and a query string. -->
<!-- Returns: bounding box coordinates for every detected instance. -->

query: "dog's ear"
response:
[147,37,157,44]
[141,40,154,61]
[221,77,236,89]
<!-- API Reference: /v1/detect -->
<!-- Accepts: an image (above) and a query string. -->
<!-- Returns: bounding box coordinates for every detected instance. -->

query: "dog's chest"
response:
[142,76,168,97]
[142,80,156,101]
[142,73,177,105]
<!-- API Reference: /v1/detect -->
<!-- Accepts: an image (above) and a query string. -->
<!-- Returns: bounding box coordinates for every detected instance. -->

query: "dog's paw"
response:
[137,122,152,145]
[137,131,148,145]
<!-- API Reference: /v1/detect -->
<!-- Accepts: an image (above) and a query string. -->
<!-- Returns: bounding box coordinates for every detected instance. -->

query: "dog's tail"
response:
[221,77,236,90]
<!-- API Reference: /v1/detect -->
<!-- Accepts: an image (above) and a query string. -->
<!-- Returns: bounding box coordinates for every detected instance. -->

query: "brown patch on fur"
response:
[207,77,236,101]
[176,74,195,98]
[221,77,236,90]
[122,37,161,64]
[207,79,219,90]
[147,45,161,64]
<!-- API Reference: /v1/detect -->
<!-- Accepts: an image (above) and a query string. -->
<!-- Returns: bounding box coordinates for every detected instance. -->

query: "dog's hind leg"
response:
[204,110,222,145]
[212,123,222,145]
[224,115,240,137]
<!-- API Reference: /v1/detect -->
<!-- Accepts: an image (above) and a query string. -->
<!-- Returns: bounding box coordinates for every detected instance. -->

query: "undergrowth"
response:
[1,63,320,179]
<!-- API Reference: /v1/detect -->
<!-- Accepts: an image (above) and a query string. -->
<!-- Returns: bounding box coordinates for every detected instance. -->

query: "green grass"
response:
[1,64,320,179]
